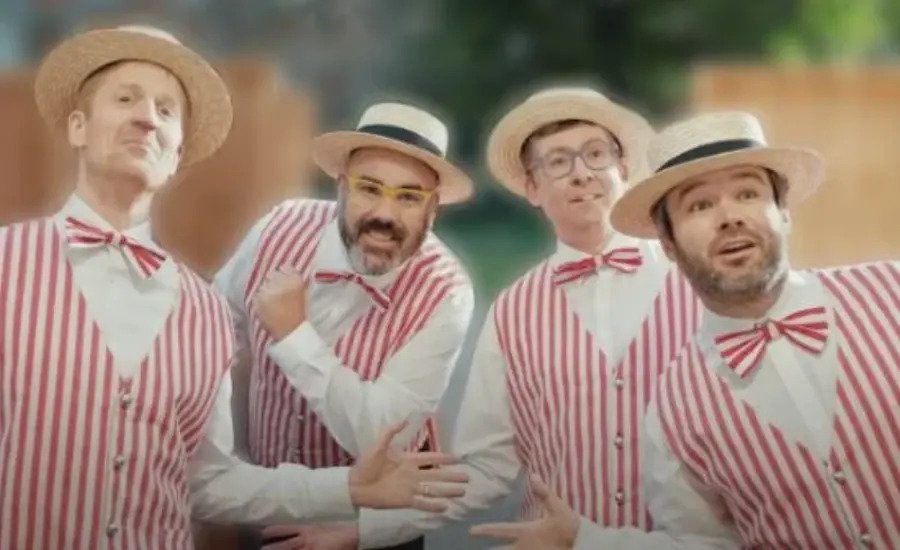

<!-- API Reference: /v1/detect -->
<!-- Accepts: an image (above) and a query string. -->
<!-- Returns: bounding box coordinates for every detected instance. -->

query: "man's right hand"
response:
[348,421,468,513]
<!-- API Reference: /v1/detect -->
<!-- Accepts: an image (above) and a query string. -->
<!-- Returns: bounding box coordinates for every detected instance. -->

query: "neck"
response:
[74,168,153,230]
[556,220,614,256]
[701,269,789,319]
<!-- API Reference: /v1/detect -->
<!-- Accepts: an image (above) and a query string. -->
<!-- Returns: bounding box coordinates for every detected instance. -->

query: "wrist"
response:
[348,465,366,507]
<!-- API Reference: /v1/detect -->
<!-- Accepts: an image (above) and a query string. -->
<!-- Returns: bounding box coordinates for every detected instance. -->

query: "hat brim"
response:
[486,93,653,196]
[312,131,474,204]
[34,28,232,165]
[610,147,825,239]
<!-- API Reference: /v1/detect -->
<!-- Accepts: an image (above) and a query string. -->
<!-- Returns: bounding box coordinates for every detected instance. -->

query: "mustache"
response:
[355,217,407,242]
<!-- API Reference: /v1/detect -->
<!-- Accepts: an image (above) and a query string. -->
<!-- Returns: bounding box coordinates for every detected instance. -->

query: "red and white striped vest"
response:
[493,256,700,528]
[0,219,234,549]
[243,199,467,468]
[658,263,900,549]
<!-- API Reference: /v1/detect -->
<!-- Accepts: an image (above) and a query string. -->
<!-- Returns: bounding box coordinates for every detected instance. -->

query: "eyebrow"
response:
[355,174,427,190]
[116,82,179,105]
[676,168,766,202]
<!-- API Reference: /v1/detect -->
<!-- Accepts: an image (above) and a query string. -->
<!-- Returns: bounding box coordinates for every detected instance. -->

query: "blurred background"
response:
[1,1,899,548]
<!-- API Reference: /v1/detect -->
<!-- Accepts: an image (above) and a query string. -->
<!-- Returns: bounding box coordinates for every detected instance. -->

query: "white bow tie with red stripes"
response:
[552,247,643,285]
[714,306,830,378]
[65,216,167,280]
[314,270,391,311]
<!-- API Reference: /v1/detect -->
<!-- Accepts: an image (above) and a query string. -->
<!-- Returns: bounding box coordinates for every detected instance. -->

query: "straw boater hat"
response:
[34,25,232,165]
[610,111,824,239]
[313,102,473,204]
[485,86,653,196]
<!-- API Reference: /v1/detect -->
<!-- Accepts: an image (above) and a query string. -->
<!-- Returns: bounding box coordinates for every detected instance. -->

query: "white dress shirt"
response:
[358,235,673,548]
[57,193,356,526]
[214,208,474,457]
[573,269,845,548]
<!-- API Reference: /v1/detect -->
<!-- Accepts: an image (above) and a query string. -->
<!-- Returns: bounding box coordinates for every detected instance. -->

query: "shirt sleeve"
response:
[188,373,357,525]
[266,283,475,457]
[356,308,523,548]
[212,211,273,458]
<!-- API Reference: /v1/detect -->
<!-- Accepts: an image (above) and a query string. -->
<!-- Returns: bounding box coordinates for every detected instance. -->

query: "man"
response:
[213,101,475,548]
[479,111,899,548]
[0,26,466,550]
[338,87,702,549]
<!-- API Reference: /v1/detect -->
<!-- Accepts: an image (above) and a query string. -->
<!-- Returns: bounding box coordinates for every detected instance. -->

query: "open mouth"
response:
[359,229,399,249]
[570,193,604,204]
[717,238,757,258]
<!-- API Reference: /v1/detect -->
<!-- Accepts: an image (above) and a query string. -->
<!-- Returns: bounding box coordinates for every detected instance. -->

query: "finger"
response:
[417,482,466,499]
[410,496,450,514]
[417,468,469,484]
[530,475,551,501]
[261,525,304,538]
[376,421,408,451]
[469,521,533,541]
[261,536,303,550]
[405,452,461,468]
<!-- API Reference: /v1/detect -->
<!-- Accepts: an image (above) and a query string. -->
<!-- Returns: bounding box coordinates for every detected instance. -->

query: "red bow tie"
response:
[552,247,643,285]
[314,270,391,311]
[714,306,829,378]
[65,217,167,279]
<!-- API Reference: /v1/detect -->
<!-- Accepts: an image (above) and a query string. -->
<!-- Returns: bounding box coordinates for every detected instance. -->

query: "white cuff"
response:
[288,464,356,520]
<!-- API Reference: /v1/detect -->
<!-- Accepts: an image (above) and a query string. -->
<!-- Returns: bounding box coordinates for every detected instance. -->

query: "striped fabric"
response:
[0,218,234,549]
[551,247,644,285]
[658,263,900,548]
[243,200,467,468]
[713,305,829,378]
[494,260,700,529]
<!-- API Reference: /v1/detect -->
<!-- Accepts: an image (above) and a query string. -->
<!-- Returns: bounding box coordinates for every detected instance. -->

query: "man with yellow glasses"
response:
[214,102,476,549]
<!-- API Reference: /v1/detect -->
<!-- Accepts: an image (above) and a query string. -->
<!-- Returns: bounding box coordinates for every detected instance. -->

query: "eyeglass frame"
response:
[525,137,623,180]
[341,174,438,209]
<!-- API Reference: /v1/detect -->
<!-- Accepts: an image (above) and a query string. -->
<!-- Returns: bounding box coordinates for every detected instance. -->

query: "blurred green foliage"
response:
[385,0,898,298]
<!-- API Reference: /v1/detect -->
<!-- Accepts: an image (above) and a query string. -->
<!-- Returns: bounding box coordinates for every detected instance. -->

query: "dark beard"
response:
[338,213,427,276]
[670,231,786,305]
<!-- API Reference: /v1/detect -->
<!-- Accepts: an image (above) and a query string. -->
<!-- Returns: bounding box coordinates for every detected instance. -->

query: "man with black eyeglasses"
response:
[340,87,703,549]
[214,101,475,549]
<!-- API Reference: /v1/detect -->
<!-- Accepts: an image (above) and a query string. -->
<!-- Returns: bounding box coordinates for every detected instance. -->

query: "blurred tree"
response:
[387,0,897,297]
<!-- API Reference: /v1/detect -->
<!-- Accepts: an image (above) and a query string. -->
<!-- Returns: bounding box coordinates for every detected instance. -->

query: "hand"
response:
[469,476,579,549]
[349,421,468,513]
[253,267,308,340]
[260,522,358,550]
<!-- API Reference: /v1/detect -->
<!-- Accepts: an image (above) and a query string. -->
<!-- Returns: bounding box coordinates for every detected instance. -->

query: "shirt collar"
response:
[551,231,642,268]
[55,193,162,249]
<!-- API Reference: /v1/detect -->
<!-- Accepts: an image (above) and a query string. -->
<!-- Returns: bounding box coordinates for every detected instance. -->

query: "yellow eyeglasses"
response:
[344,176,436,209]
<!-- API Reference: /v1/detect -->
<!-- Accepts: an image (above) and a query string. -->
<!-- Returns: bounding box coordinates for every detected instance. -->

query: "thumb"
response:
[531,475,567,514]
[376,420,408,452]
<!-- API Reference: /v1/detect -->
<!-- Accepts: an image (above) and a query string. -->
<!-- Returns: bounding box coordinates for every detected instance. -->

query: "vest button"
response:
[113,455,126,471]
[831,469,846,484]
[614,378,624,389]
[120,393,134,409]
[859,532,874,546]
[614,491,624,505]
[614,434,624,448]
[106,523,119,537]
